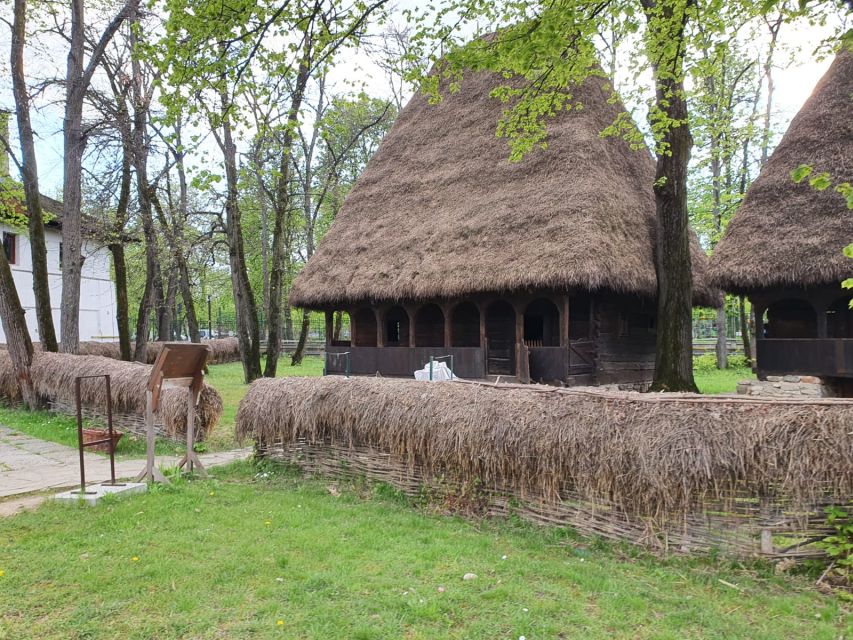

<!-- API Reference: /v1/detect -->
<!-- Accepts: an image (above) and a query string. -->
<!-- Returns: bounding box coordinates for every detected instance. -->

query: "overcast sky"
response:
[0,2,847,196]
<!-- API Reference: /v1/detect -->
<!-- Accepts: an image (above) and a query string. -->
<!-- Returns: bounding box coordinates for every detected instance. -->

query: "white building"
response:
[0,110,118,345]
[0,203,119,345]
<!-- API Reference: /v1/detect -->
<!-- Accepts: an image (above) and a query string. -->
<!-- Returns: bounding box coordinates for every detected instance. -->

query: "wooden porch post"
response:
[815,301,829,339]
[560,296,570,347]
[406,305,416,347]
[479,301,487,349]
[376,306,385,347]
[324,310,334,347]
[514,301,529,383]
[443,303,452,348]
[515,303,524,347]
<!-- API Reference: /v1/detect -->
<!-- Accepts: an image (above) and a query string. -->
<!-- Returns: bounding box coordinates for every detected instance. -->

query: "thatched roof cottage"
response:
[291,68,716,386]
[710,48,852,385]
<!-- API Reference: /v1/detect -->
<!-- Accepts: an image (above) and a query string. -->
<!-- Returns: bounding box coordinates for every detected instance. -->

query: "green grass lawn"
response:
[694,366,755,394]
[0,460,847,640]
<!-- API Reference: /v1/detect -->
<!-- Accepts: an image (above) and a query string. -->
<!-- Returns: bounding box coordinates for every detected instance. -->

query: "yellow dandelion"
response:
[0,569,5,577]
[131,556,140,562]
[276,620,284,626]
[209,491,215,496]
[265,520,272,526]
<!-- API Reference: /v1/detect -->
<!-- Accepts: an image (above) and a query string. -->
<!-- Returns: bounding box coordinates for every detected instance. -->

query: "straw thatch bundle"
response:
[710,48,853,292]
[7,337,243,365]
[290,65,718,309]
[237,377,853,521]
[77,341,123,359]
[0,351,21,402]
[0,351,222,439]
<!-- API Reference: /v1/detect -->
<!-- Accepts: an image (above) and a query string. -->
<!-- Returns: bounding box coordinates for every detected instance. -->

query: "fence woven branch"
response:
[237,376,853,557]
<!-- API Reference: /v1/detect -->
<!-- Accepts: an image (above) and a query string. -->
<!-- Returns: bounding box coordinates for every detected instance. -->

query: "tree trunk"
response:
[284,299,294,341]
[110,243,131,360]
[333,310,342,341]
[759,16,781,168]
[134,277,155,361]
[159,268,177,341]
[738,295,752,367]
[259,174,270,315]
[12,0,57,352]
[111,141,133,361]
[265,57,311,378]
[715,305,728,369]
[60,0,137,353]
[59,0,87,354]
[179,261,200,342]
[219,87,262,382]
[290,309,311,366]
[0,250,35,407]
[643,0,698,393]
[708,99,726,370]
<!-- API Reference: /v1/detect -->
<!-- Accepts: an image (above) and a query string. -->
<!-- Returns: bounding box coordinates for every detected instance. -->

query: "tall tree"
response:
[11,0,57,351]
[60,0,139,353]
[0,247,35,407]
[151,0,389,382]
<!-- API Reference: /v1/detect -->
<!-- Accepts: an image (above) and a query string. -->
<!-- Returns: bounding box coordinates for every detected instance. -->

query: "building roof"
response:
[290,67,718,309]
[709,47,853,294]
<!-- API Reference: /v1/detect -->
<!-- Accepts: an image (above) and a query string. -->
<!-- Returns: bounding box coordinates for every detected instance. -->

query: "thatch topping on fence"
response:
[0,351,222,439]
[236,376,853,521]
[1,338,241,365]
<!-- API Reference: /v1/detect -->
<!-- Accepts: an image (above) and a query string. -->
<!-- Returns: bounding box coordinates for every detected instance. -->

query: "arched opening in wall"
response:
[414,304,444,347]
[450,302,480,347]
[385,306,410,347]
[826,296,853,338]
[764,299,817,338]
[331,311,351,346]
[524,298,560,346]
[485,300,516,375]
[569,296,592,339]
[352,308,377,347]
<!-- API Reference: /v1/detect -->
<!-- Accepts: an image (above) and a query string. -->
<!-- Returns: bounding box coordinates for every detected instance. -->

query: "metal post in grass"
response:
[429,356,434,381]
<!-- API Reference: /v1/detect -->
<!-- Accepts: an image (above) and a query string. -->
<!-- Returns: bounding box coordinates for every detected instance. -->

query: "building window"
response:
[2,233,16,265]
[59,242,63,270]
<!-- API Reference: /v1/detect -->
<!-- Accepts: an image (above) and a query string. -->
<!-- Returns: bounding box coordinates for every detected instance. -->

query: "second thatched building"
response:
[290,68,716,387]
[710,48,852,391]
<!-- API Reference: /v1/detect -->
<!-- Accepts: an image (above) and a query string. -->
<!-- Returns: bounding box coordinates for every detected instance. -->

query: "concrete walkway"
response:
[0,425,251,500]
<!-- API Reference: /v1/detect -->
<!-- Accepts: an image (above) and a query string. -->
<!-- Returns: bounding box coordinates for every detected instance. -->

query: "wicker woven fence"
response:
[0,351,222,442]
[238,376,853,559]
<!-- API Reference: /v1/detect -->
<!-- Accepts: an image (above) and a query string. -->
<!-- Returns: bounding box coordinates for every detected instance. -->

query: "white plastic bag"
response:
[414,361,454,381]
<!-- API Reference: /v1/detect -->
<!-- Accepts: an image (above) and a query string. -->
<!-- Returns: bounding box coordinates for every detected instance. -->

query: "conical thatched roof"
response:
[710,48,853,293]
[291,69,717,308]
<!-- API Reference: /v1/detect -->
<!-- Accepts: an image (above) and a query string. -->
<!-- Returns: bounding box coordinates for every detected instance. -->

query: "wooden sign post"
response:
[137,343,210,484]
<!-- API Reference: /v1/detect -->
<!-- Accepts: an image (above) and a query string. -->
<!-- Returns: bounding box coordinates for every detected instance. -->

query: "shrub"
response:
[692,353,718,373]
[693,353,751,372]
